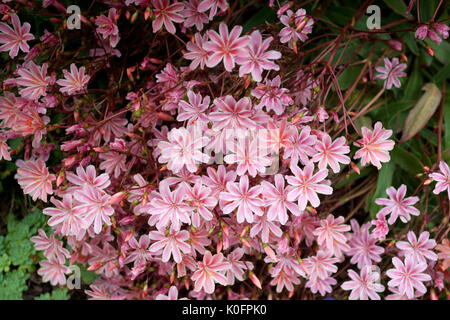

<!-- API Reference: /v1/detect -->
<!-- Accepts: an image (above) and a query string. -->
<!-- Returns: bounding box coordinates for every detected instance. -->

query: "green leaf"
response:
[35,288,70,300]
[402,58,422,101]
[367,161,396,217]
[434,61,450,84]
[337,65,363,90]
[383,0,407,16]
[390,146,423,175]
[401,83,442,142]
[242,7,277,34]
[404,32,419,55]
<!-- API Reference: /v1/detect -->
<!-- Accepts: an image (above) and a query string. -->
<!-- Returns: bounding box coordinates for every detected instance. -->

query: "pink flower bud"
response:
[108,191,126,205]
[119,216,135,225]
[249,272,262,290]
[415,25,429,40]
[387,40,402,52]
[264,245,278,262]
[434,23,449,39]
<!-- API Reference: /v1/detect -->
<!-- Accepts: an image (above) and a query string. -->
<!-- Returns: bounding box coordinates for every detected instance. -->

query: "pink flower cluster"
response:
[0,0,446,301]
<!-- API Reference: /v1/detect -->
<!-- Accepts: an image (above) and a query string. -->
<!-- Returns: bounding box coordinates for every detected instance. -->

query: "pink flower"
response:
[95,8,120,47]
[184,32,209,70]
[261,174,301,225]
[386,255,431,299]
[279,9,314,46]
[31,229,70,264]
[16,61,52,100]
[152,0,184,34]
[303,250,339,281]
[198,0,228,20]
[99,151,127,179]
[192,251,230,294]
[224,137,272,177]
[429,161,450,200]
[286,162,332,211]
[312,134,350,173]
[375,184,419,225]
[375,57,407,90]
[236,30,281,82]
[371,212,389,241]
[73,185,115,234]
[269,267,301,293]
[250,76,293,115]
[183,0,209,30]
[283,126,317,166]
[204,23,250,72]
[145,181,192,231]
[177,90,210,124]
[0,135,11,161]
[353,121,395,170]
[313,215,350,258]
[220,175,264,224]
[157,127,210,173]
[341,268,384,300]
[185,181,217,227]
[124,235,152,267]
[250,212,283,243]
[43,195,86,237]
[15,159,55,202]
[156,286,187,300]
[305,275,336,296]
[347,220,384,269]
[0,14,34,58]
[224,248,252,285]
[149,229,191,263]
[56,64,90,95]
[209,96,255,130]
[37,256,71,286]
[66,165,111,192]
[202,165,236,207]
[396,231,438,264]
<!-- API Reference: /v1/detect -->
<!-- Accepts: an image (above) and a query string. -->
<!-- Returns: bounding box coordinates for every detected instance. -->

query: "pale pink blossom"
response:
[224,248,252,285]
[66,165,111,192]
[375,57,407,89]
[43,195,87,237]
[371,212,389,241]
[0,14,34,58]
[429,161,450,200]
[209,96,255,130]
[283,126,317,166]
[202,165,236,208]
[341,268,384,300]
[183,0,209,30]
[185,181,217,227]
[303,250,339,281]
[37,256,71,286]
[73,185,115,234]
[16,61,52,100]
[375,184,419,224]
[184,32,210,70]
[261,174,301,225]
[354,121,395,170]
[236,30,281,82]
[220,175,264,224]
[31,229,71,264]
[198,0,228,20]
[251,76,293,115]
[250,212,283,243]
[269,267,301,293]
[204,23,250,72]
[279,9,314,46]
[152,0,184,34]
[312,134,350,173]
[305,275,336,296]
[313,215,350,258]
[15,159,55,202]
[286,162,332,211]
[224,137,272,177]
[0,135,11,161]
[99,151,127,179]
[347,220,384,269]
[156,286,188,300]
[124,235,152,267]
[157,126,210,173]
[192,251,230,294]
[56,64,90,95]
[149,229,191,263]
[386,255,431,299]
[396,231,438,264]
[95,8,120,47]
[177,90,210,124]
[145,181,192,231]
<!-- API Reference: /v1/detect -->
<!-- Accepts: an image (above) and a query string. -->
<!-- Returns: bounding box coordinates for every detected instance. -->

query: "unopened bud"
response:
[249,272,262,290]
